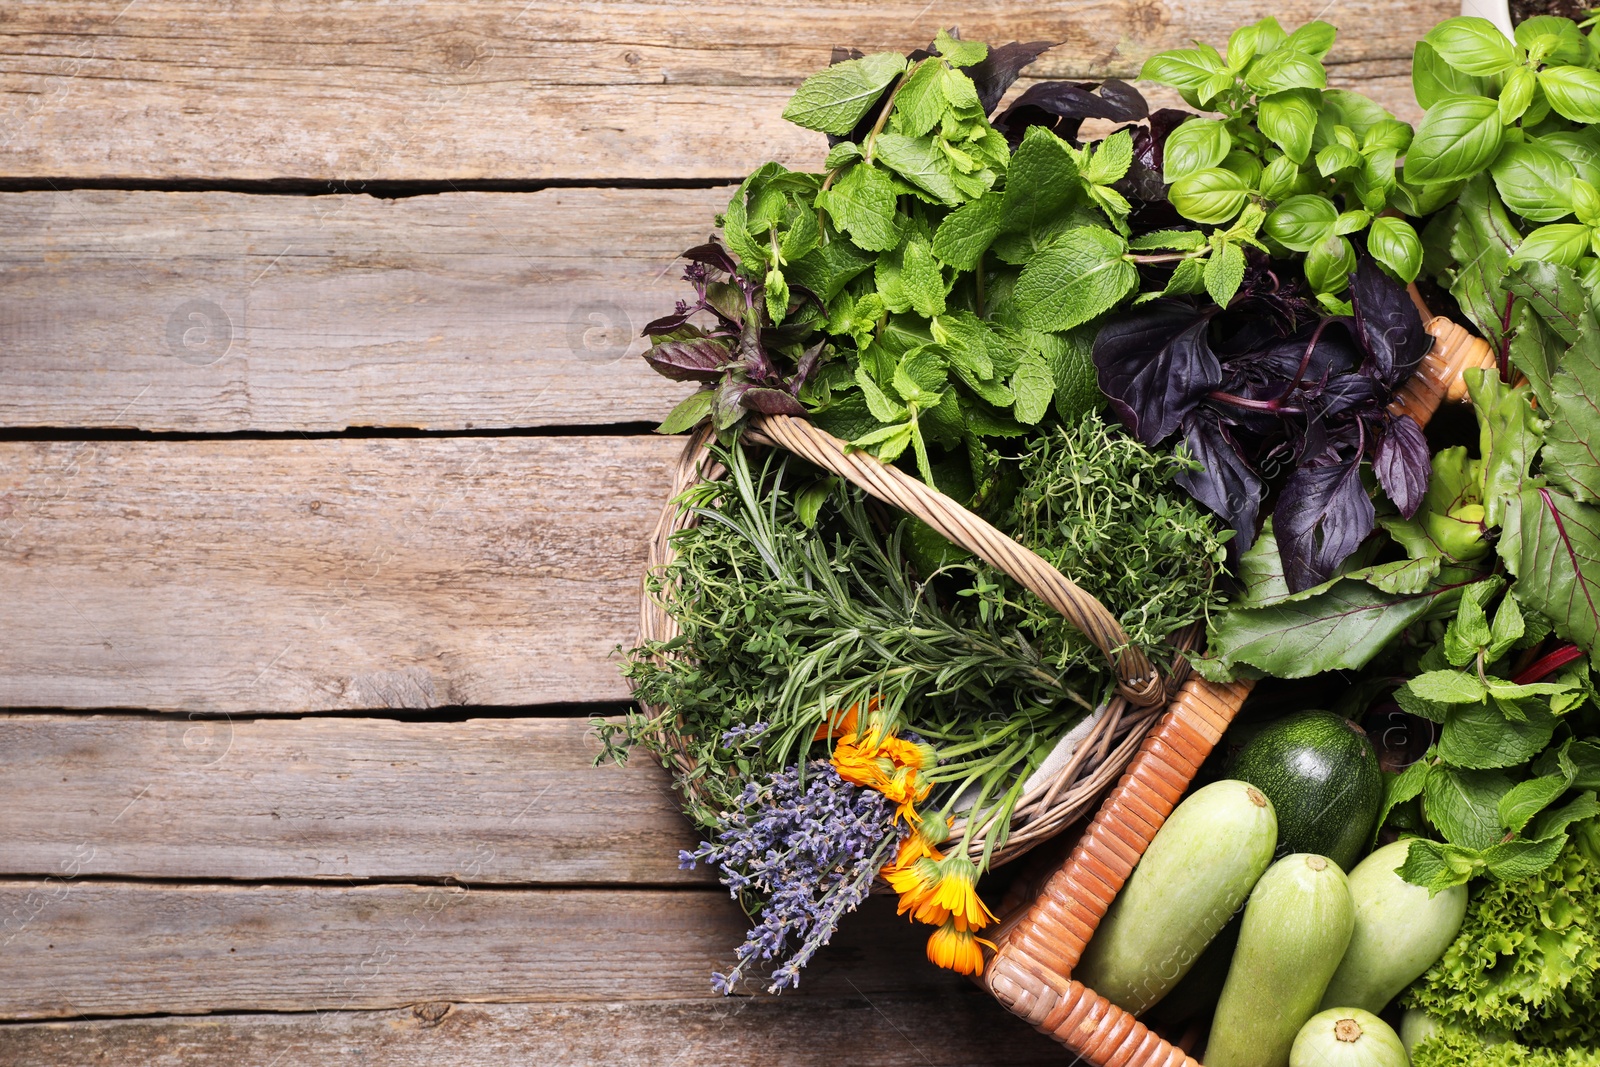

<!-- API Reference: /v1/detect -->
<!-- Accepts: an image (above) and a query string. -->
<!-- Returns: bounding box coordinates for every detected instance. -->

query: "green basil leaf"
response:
[1368,217,1424,283]
[1013,227,1136,331]
[1403,95,1504,184]
[1412,41,1493,110]
[1304,233,1356,293]
[656,388,716,435]
[1258,89,1317,164]
[1510,224,1592,269]
[1424,16,1520,76]
[1574,179,1600,227]
[1516,16,1593,65]
[1538,65,1600,124]
[1264,193,1338,251]
[1316,142,1361,176]
[1362,119,1414,154]
[1169,167,1251,225]
[1258,153,1300,200]
[1244,47,1326,94]
[1222,150,1263,190]
[782,52,908,135]
[1139,47,1227,94]
[1162,119,1232,182]
[1499,66,1538,125]
[1491,139,1580,223]
[1286,20,1337,58]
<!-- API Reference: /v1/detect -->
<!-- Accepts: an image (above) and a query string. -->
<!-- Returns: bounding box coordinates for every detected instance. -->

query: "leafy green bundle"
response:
[613,411,1228,855]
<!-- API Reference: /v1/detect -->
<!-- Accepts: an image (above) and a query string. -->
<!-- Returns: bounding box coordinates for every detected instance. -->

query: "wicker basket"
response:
[636,410,1192,868]
[980,312,1497,1064]
[633,297,1496,1046]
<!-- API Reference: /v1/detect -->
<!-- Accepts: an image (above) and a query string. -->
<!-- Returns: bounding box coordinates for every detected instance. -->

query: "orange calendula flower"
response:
[928,855,996,929]
[926,916,996,976]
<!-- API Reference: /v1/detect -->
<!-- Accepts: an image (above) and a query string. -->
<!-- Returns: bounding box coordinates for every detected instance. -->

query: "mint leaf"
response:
[1499,775,1570,832]
[765,266,790,324]
[931,190,1003,269]
[1542,315,1600,504]
[1204,241,1248,307]
[1009,350,1054,425]
[1130,229,1207,252]
[1488,592,1526,661]
[1000,127,1082,234]
[1378,759,1431,836]
[873,133,965,206]
[820,163,900,252]
[1013,228,1135,331]
[782,53,907,135]
[933,28,987,69]
[934,310,996,379]
[1438,701,1557,769]
[1398,837,1483,894]
[1084,129,1134,186]
[892,59,946,139]
[1482,834,1568,880]
[1530,790,1600,838]
[893,345,946,406]
[1409,670,1488,704]
[1424,764,1514,850]
[854,364,908,422]
[899,240,946,317]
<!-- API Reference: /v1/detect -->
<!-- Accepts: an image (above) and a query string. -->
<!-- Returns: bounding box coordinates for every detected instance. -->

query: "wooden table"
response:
[0,3,1448,1063]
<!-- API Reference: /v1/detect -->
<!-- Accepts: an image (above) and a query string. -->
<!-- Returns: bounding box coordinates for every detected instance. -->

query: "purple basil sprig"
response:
[641,240,821,427]
[680,760,899,994]
[1093,256,1431,592]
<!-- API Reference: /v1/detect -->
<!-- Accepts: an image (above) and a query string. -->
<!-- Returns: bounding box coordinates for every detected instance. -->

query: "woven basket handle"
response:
[980,312,1496,1067]
[745,413,1165,707]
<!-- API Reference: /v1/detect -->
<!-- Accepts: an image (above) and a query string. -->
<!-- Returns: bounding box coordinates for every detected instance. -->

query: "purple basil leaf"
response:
[1312,373,1384,423]
[1146,109,1193,169]
[1094,300,1222,446]
[735,316,779,383]
[790,339,826,394]
[643,309,697,336]
[1179,409,1266,551]
[1375,414,1430,518]
[1351,255,1430,388]
[970,41,1055,114]
[993,81,1142,145]
[644,337,733,382]
[742,387,809,416]
[1274,452,1377,592]
[1095,79,1149,121]
[830,47,865,64]
[681,242,741,277]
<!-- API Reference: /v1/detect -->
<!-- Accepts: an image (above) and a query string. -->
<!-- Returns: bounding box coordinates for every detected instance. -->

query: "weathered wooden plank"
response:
[0,2,1451,181]
[0,189,703,432]
[0,994,1065,1066]
[0,436,677,711]
[0,885,978,1020]
[0,715,707,885]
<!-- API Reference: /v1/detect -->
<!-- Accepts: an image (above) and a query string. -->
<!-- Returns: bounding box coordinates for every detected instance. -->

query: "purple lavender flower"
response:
[680,760,900,994]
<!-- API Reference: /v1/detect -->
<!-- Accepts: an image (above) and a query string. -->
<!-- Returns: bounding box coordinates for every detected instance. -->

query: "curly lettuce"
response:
[1407,819,1600,1050]
[1412,1030,1600,1067]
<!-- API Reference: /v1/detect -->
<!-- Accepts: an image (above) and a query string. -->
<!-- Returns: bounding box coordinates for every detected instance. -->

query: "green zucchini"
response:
[1228,711,1384,871]
[1205,854,1356,1067]
[1319,839,1468,1014]
[1076,780,1277,1014]
[1291,1008,1408,1067]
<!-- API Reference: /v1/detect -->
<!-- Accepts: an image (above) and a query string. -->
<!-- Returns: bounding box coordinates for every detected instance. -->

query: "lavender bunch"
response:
[681,758,900,993]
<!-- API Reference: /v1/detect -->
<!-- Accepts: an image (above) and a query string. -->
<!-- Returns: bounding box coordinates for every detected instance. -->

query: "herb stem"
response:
[864,60,923,166]
[1127,252,1196,265]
